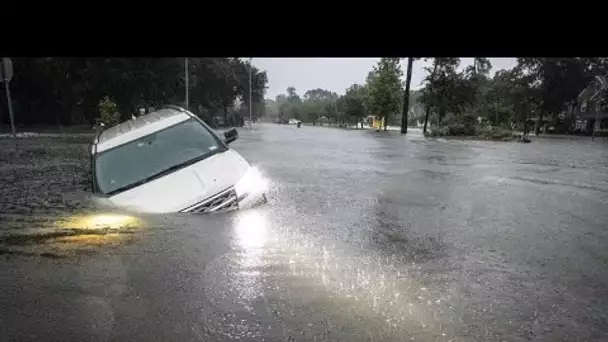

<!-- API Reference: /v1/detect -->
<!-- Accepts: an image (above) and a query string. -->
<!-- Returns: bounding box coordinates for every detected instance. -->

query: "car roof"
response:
[95,107,191,153]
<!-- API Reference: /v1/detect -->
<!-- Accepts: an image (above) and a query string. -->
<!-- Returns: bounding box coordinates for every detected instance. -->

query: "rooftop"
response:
[578,75,608,101]
[96,107,190,152]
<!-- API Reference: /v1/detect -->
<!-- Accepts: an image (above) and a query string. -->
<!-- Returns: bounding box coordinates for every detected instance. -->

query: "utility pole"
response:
[249,57,253,130]
[401,57,414,134]
[0,58,15,138]
[473,58,477,76]
[423,59,439,134]
[3,77,14,138]
[184,58,189,110]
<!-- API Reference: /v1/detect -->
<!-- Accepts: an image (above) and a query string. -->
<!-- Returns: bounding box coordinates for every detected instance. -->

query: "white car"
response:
[288,118,301,125]
[90,106,268,214]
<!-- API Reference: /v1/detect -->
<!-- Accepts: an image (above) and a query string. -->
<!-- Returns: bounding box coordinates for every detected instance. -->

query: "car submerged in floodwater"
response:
[90,106,268,214]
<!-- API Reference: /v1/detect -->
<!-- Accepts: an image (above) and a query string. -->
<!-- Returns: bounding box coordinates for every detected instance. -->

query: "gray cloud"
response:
[252,58,517,99]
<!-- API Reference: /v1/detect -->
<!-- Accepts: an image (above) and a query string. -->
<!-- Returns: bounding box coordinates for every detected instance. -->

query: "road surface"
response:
[1,124,607,341]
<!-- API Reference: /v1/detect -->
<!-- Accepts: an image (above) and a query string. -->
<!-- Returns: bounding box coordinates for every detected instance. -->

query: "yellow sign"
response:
[373,117,384,130]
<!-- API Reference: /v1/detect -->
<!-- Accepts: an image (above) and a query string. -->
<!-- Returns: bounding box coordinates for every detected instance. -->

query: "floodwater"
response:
[0,125,607,341]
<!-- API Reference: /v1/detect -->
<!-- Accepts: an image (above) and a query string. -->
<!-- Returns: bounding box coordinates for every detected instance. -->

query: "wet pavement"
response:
[1,124,608,341]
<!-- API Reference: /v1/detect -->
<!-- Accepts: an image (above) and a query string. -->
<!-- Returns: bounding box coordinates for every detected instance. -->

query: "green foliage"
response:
[416,57,604,136]
[343,84,367,126]
[97,97,121,127]
[301,88,338,124]
[427,117,516,140]
[264,99,279,121]
[516,58,593,134]
[441,113,478,136]
[426,126,449,137]
[419,58,465,123]
[275,88,306,122]
[6,58,268,126]
[476,125,517,140]
[366,58,404,128]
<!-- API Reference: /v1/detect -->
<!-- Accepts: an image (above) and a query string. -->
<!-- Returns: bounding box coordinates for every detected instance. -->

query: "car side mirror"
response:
[224,128,239,144]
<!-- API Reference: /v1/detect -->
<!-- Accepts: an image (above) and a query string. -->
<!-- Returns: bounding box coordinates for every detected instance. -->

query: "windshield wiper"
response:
[105,148,225,196]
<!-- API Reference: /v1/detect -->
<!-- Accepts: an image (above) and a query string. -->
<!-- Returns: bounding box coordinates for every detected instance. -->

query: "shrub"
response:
[427,126,449,137]
[477,125,516,140]
[446,122,468,136]
[477,125,495,138]
[97,97,121,127]
[425,115,517,140]
[441,114,478,136]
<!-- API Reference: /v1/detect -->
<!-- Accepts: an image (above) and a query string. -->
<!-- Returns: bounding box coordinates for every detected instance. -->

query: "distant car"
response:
[288,118,301,125]
[90,106,268,214]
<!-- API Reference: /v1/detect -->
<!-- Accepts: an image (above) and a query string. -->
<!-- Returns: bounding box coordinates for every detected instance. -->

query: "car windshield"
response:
[95,118,226,195]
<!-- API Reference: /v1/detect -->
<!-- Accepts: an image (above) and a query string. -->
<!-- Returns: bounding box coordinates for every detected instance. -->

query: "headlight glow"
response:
[64,214,140,230]
[235,167,268,200]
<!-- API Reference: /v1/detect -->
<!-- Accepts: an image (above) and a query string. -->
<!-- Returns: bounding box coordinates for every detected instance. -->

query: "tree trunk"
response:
[223,106,228,126]
[423,106,431,133]
[423,59,439,134]
[401,57,414,134]
[534,112,543,135]
[383,113,388,131]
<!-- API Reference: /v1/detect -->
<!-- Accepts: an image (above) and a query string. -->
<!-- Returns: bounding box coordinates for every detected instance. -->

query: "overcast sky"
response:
[252,58,517,100]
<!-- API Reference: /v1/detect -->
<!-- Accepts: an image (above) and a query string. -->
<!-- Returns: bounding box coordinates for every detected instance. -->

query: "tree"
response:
[302,88,335,125]
[286,87,303,120]
[233,59,268,122]
[264,99,279,121]
[462,57,493,116]
[274,87,303,123]
[3,58,269,128]
[275,94,288,123]
[431,58,461,122]
[343,84,367,128]
[419,58,464,131]
[366,58,404,131]
[336,95,348,127]
[517,58,592,134]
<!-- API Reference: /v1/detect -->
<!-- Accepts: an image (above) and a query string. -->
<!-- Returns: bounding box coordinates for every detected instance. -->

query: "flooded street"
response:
[1,125,608,341]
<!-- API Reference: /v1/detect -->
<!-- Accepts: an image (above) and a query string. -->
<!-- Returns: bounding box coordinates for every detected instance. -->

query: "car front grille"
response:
[181,187,239,213]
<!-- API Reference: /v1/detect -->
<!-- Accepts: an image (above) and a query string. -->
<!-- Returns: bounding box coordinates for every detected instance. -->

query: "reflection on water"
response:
[234,210,268,250]
[203,208,455,340]
[230,210,270,305]
[0,212,145,258]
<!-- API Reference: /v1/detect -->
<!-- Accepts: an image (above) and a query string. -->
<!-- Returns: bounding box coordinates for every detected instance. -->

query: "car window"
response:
[95,118,225,195]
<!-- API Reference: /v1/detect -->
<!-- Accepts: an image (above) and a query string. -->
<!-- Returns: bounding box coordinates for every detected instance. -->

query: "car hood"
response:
[107,149,250,213]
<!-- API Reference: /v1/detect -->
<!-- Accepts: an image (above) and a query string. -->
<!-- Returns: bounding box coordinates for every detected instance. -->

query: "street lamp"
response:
[249,57,253,130]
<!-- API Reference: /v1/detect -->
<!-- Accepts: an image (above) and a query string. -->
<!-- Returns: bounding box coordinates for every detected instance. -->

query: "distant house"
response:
[569,75,608,135]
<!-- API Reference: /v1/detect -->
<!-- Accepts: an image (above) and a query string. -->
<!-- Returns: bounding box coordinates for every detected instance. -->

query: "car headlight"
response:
[235,167,268,201]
